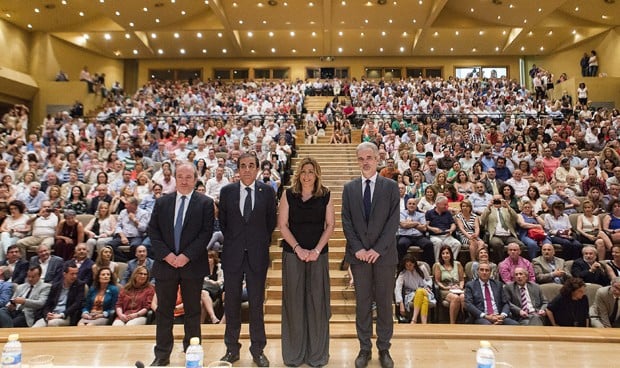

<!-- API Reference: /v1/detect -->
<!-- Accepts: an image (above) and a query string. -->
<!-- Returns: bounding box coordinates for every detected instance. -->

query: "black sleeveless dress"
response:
[282,189,330,254]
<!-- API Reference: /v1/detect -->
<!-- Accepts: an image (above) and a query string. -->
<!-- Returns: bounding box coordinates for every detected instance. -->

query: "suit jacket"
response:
[38,279,85,326]
[12,280,51,327]
[148,191,215,280]
[590,286,620,328]
[121,258,155,285]
[342,176,400,266]
[571,258,610,286]
[532,256,570,284]
[480,205,519,239]
[0,281,13,306]
[29,255,64,283]
[57,258,94,286]
[88,194,113,214]
[504,281,548,318]
[5,260,29,284]
[465,279,511,318]
[481,178,505,195]
[219,181,277,273]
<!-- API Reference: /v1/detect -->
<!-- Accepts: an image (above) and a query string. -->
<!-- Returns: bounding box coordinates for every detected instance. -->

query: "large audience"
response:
[0,73,619,329]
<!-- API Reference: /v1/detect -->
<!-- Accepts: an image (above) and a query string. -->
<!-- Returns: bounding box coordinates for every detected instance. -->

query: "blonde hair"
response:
[291,157,329,197]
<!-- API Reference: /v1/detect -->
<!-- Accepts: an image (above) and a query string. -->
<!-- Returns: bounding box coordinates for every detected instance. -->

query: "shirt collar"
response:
[241,181,256,192]
[176,191,194,201]
[361,173,378,184]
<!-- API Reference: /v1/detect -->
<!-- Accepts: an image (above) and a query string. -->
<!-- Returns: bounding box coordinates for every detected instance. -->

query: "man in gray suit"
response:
[590,277,620,328]
[0,265,51,327]
[342,142,400,368]
[532,243,570,284]
[504,267,548,325]
[29,244,64,284]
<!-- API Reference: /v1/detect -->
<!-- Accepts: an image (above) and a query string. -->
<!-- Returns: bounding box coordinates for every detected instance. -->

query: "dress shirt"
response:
[114,208,150,238]
[498,257,536,284]
[470,192,492,214]
[520,285,534,313]
[360,173,377,202]
[17,191,48,213]
[174,191,193,225]
[399,210,426,237]
[31,213,59,237]
[478,280,499,315]
[239,181,256,215]
[494,209,511,236]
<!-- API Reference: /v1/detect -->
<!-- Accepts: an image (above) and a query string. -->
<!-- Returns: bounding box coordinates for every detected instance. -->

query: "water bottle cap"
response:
[7,334,19,342]
[190,337,200,345]
[480,340,491,348]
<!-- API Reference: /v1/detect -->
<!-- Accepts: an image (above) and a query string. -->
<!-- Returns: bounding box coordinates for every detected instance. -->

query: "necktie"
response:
[174,195,186,253]
[484,282,495,315]
[363,179,372,222]
[609,297,619,324]
[491,180,499,195]
[549,261,562,284]
[243,187,252,223]
[498,208,508,229]
[18,285,34,311]
[520,286,529,314]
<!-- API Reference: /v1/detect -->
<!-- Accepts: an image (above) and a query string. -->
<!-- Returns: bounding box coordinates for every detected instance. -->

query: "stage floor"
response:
[13,324,618,367]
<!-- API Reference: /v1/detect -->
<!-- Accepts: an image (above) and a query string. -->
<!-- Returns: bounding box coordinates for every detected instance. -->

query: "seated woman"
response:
[605,244,620,280]
[0,200,30,258]
[201,251,224,324]
[63,186,88,214]
[85,201,117,259]
[328,128,343,144]
[546,277,589,327]
[521,186,547,215]
[454,200,485,261]
[430,171,450,197]
[113,266,155,326]
[453,170,474,198]
[500,184,520,213]
[586,187,606,215]
[78,267,119,326]
[544,201,582,261]
[602,199,620,247]
[468,248,499,281]
[53,209,85,261]
[151,286,185,324]
[92,245,120,284]
[577,200,612,260]
[395,254,433,324]
[517,200,552,260]
[433,245,465,324]
[417,186,437,213]
[445,185,464,207]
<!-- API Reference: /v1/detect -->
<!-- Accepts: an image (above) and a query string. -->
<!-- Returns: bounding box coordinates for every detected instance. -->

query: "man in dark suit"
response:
[481,167,504,195]
[148,163,214,367]
[504,267,548,325]
[33,261,85,327]
[29,244,64,284]
[219,153,277,367]
[464,262,518,325]
[342,142,400,368]
[571,245,610,286]
[87,184,113,214]
[61,243,94,286]
[3,245,28,284]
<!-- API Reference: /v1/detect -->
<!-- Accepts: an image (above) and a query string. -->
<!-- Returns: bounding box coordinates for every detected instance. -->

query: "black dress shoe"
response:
[253,353,270,367]
[378,350,394,368]
[150,358,170,366]
[220,351,240,363]
[354,350,371,368]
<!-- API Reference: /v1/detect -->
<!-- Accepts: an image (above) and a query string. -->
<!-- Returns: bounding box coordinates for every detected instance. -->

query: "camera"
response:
[493,199,501,205]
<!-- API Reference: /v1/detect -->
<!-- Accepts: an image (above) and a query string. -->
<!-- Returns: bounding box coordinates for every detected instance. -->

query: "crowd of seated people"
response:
[0,67,618,330]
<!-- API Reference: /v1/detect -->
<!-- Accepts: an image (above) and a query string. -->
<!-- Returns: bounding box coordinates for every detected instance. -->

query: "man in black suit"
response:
[33,261,85,327]
[342,142,400,368]
[219,153,277,367]
[481,167,504,195]
[464,262,518,325]
[148,163,214,367]
[87,184,113,214]
[4,245,28,284]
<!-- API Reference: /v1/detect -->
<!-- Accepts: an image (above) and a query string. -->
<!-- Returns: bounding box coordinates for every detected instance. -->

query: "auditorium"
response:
[0,1,618,367]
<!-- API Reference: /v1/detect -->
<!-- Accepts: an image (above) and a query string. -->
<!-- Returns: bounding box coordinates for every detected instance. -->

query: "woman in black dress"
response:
[278,157,335,367]
[547,277,589,327]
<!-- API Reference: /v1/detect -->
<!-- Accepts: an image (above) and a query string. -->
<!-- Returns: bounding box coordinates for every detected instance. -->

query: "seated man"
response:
[469,182,493,215]
[0,266,14,307]
[16,182,48,214]
[29,244,64,284]
[504,267,547,326]
[498,243,536,284]
[480,196,524,263]
[66,243,94,286]
[590,277,620,328]
[397,198,434,267]
[3,245,29,284]
[120,245,154,286]
[0,265,51,327]
[106,196,150,262]
[532,243,570,284]
[32,261,85,327]
[425,196,461,262]
[571,245,610,286]
[464,262,518,325]
[16,200,57,257]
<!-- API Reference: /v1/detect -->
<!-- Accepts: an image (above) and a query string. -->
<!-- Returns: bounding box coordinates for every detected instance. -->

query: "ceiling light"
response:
[232,2,238,6]
[290,31,295,36]
[412,19,416,23]
[470,8,474,12]
[309,21,315,24]
[311,32,316,37]
[602,15,609,20]
[338,31,343,36]
[450,47,454,52]
[497,15,501,20]
[572,29,577,34]
[155,18,160,23]
[520,46,525,51]
[258,2,264,7]
[262,20,267,24]
[222,48,227,53]
[268,32,274,37]
[360,32,365,37]
[312,48,316,52]
[197,32,202,38]
[430,47,434,52]
[157,49,164,54]
[433,31,438,37]
[115,11,120,16]
[418,0,422,4]
[203,49,208,53]
[151,33,157,39]
[114,51,121,56]
[379,47,384,52]
[528,31,533,36]
[27,24,33,29]
[133,49,138,55]
[364,19,369,24]
[129,22,134,27]
[398,46,404,52]
[283,2,288,6]
[143,7,148,12]
[540,46,544,51]
[479,30,484,36]
[247,31,253,37]
[502,30,506,35]
[83,34,89,39]
[61,0,67,4]
[292,49,296,53]
[250,49,255,53]
[523,19,527,23]
[79,11,84,16]
[538,8,542,12]
[34,8,40,13]
[338,47,343,53]
[381,31,387,36]
[509,4,513,9]
[455,31,459,36]
[342,1,346,5]
[239,20,244,24]
[308,2,315,6]
[5,13,10,18]
[125,33,130,39]
[471,48,476,52]
[180,49,186,54]
[359,48,363,52]
[547,30,553,36]
[205,0,209,4]
[218,32,223,37]
[181,10,186,15]
[104,33,111,40]
[271,48,276,53]
[574,6,579,11]
[495,46,500,51]
[388,19,393,24]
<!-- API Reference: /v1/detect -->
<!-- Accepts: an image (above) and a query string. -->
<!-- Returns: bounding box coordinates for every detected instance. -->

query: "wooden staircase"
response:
[302,96,351,115]
[265,126,360,323]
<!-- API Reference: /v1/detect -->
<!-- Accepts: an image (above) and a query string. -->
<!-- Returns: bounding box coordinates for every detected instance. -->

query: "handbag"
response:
[527,228,546,242]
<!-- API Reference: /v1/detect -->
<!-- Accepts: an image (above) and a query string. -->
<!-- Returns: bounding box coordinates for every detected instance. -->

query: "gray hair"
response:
[436,195,448,204]
[356,142,378,156]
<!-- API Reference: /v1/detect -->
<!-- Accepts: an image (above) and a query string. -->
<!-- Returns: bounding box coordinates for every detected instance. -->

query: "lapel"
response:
[181,192,196,232]
[371,177,382,215]
[351,177,365,220]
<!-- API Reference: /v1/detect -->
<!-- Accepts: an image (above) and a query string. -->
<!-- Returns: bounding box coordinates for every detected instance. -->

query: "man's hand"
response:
[175,254,190,268]
[366,249,381,263]
[119,233,129,245]
[355,249,368,262]
[164,253,177,267]
[13,297,26,305]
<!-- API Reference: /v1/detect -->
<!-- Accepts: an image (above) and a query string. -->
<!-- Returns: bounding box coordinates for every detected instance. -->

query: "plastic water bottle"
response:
[476,340,495,368]
[185,337,204,368]
[1,334,22,368]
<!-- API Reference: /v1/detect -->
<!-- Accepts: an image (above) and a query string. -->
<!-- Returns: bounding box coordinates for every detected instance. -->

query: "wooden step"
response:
[265,300,356,314]
[265,285,355,300]
[271,258,344,271]
[266,269,351,287]
[264,313,356,323]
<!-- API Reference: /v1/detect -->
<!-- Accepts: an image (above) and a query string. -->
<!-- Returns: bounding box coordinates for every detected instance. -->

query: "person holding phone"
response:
[480,195,524,263]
